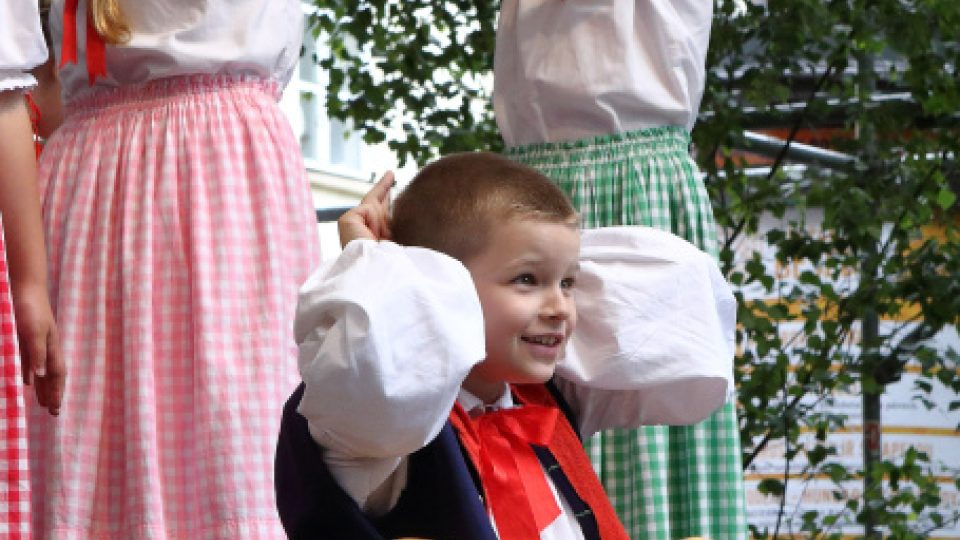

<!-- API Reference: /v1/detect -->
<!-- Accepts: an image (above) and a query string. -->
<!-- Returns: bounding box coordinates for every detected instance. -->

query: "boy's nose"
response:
[541,288,574,320]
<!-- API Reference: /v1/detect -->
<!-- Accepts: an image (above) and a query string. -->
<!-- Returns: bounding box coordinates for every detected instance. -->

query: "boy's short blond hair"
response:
[392,152,578,262]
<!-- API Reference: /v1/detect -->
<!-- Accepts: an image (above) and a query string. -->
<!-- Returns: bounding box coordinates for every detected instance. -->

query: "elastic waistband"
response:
[65,74,281,118]
[505,126,691,162]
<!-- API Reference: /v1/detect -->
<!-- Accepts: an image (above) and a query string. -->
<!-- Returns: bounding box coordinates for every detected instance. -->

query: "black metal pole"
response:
[856,45,883,538]
[862,309,882,539]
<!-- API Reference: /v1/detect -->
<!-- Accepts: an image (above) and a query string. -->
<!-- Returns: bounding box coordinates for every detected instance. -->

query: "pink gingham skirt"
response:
[31,76,320,539]
[0,220,31,539]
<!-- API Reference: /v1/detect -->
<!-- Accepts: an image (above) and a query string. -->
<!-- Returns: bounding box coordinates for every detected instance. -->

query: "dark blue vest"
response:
[274,383,601,540]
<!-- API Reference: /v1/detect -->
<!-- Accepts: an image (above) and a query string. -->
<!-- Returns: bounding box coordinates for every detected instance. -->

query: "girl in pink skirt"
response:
[31,1,320,538]
[1,1,67,537]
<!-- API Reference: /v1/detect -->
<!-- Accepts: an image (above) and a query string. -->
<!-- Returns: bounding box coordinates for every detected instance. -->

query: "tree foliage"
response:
[307,1,500,165]
[308,0,960,537]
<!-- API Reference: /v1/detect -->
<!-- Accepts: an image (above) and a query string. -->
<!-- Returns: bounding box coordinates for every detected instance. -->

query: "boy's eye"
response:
[511,273,537,286]
[560,277,576,290]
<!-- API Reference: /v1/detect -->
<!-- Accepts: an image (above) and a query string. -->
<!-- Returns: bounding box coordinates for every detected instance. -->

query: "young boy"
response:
[276,152,735,539]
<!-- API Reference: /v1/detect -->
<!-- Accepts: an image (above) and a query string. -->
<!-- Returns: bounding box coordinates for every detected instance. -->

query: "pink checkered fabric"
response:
[31,75,320,539]
[0,220,32,540]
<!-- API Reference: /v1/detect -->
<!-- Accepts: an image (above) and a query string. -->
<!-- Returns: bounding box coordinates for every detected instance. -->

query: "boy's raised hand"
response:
[338,171,395,248]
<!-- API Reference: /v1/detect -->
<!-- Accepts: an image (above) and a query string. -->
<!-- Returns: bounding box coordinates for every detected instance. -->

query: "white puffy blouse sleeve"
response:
[556,227,736,437]
[0,0,47,92]
[295,239,486,459]
[295,240,486,510]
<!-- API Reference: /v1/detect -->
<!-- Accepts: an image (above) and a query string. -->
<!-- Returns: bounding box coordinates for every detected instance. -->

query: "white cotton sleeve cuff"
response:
[557,226,736,428]
[295,239,486,459]
[322,451,409,516]
[0,71,36,93]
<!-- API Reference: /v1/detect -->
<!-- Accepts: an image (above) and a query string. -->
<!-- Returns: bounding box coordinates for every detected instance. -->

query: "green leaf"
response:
[936,187,957,210]
[758,478,785,497]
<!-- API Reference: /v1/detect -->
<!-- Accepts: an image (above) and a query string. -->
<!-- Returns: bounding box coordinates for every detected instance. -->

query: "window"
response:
[329,117,361,169]
[294,10,364,178]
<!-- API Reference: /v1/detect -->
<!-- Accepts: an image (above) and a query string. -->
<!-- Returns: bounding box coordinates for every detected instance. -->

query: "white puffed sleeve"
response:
[0,0,47,92]
[555,227,736,436]
[295,239,486,459]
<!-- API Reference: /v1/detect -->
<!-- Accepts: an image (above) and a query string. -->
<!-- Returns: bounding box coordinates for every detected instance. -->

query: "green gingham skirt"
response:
[506,126,747,539]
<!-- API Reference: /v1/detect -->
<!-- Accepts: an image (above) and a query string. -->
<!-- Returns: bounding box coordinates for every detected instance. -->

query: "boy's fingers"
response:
[363,171,395,205]
[338,205,384,246]
[339,172,395,247]
[379,216,392,241]
[377,171,395,204]
[370,202,391,240]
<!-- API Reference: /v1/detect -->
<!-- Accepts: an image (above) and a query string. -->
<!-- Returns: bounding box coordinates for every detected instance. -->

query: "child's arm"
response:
[0,90,65,416]
[553,227,736,437]
[295,178,486,512]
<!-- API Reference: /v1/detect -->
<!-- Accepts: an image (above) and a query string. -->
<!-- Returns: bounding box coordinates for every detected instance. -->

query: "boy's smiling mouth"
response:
[521,333,564,347]
[520,333,566,356]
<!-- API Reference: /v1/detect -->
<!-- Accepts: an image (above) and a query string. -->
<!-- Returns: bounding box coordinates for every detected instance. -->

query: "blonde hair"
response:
[391,152,578,263]
[89,0,130,45]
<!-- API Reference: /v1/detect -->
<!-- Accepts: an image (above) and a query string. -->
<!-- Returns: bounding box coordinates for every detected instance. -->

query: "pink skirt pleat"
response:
[31,75,320,540]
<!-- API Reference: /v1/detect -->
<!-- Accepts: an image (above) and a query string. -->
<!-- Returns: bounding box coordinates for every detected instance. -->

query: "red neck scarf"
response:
[450,385,630,540]
[453,402,562,539]
[60,0,108,84]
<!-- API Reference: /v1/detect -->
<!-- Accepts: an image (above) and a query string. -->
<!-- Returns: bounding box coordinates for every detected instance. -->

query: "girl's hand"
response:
[14,282,65,416]
[337,171,395,248]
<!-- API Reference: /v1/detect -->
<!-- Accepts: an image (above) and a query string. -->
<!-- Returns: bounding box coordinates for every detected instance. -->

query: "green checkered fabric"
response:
[507,126,747,540]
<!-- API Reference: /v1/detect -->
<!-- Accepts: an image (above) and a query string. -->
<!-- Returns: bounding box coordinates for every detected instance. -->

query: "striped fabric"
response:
[31,75,320,539]
[507,125,747,540]
[0,219,31,540]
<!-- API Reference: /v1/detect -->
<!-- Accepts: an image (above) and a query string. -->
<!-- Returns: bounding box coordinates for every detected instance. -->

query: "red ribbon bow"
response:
[60,0,108,85]
[24,93,43,158]
[458,404,562,539]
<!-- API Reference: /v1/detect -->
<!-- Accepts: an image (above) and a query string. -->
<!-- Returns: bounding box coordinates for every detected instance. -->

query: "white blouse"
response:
[49,0,304,101]
[0,0,47,92]
[295,226,736,535]
[494,0,713,146]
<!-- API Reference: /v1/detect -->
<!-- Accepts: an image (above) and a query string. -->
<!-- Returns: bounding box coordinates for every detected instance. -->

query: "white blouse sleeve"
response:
[50,0,303,100]
[555,227,736,437]
[0,0,47,92]
[294,239,486,509]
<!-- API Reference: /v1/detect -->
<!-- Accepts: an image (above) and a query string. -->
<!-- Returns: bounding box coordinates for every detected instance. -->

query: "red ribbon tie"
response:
[60,0,108,84]
[471,405,562,539]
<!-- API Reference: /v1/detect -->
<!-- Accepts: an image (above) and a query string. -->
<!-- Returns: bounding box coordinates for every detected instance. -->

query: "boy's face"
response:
[461,218,580,403]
